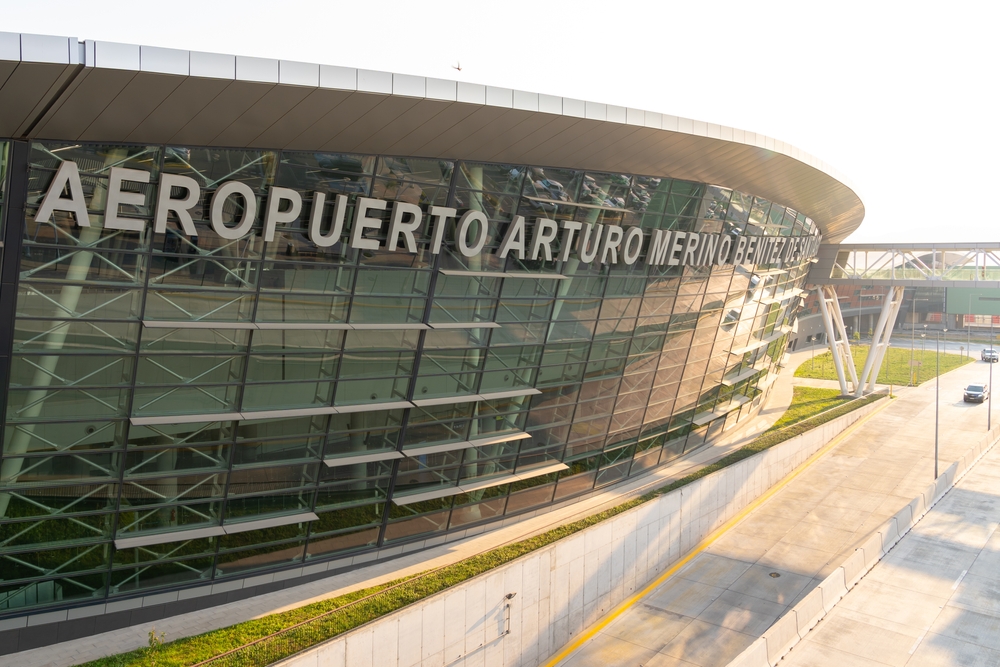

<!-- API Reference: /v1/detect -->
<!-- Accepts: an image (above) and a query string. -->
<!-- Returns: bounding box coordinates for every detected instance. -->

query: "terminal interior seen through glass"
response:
[0,140,816,614]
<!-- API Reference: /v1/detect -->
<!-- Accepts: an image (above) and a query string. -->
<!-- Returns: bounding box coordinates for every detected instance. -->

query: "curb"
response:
[726,423,1000,667]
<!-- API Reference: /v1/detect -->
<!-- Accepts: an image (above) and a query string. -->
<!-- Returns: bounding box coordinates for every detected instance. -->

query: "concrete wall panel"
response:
[764,610,799,664]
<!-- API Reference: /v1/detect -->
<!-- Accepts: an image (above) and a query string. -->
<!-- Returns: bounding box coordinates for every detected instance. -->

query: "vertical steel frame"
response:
[0,141,29,447]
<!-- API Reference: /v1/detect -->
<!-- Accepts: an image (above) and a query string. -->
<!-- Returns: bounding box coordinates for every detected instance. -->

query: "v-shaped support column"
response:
[816,285,859,395]
[855,285,905,396]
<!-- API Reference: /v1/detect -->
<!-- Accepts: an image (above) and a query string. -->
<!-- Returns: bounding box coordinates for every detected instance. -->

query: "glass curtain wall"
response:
[0,140,815,615]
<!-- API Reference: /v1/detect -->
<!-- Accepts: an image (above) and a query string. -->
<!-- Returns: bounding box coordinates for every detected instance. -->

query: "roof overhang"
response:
[0,32,864,242]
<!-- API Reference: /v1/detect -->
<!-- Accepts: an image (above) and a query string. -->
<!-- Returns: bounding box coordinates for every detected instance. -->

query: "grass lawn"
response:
[82,390,886,667]
[767,387,852,432]
[794,345,973,386]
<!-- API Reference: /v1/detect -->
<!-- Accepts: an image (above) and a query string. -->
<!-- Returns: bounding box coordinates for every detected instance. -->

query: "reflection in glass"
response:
[0,141,816,615]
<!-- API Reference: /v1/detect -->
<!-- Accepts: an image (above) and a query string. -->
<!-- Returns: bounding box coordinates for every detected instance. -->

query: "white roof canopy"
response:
[0,32,864,242]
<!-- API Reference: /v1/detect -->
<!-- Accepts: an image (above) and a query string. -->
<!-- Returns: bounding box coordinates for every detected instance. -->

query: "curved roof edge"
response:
[0,31,864,242]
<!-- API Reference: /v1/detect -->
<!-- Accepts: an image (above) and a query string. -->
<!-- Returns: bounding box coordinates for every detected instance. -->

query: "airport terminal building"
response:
[0,32,863,635]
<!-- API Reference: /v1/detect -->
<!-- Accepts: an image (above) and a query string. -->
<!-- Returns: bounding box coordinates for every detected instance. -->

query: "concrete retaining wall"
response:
[275,399,886,667]
[727,423,1000,667]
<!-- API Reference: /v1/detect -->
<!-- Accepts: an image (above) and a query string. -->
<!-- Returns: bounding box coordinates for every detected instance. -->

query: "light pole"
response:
[910,295,930,386]
[880,331,894,398]
[911,295,916,383]
[919,331,926,384]
[991,318,994,432]
[935,328,948,479]
[968,293,972,358]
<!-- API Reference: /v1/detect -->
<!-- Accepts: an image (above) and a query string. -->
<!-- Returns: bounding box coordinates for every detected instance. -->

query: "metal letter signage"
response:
[34,160,822,268]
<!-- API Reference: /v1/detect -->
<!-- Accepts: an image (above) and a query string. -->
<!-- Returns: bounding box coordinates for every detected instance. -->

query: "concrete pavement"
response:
[781,434,1000,666]
[550,357,996,667]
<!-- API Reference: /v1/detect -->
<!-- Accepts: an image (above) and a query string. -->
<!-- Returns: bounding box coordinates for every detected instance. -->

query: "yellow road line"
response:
[543,397,893,667]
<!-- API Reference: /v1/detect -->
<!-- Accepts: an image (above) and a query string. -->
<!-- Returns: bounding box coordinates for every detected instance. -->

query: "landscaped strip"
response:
[81,390,887,667]
[795,346,972,386]
[766,387,851,432]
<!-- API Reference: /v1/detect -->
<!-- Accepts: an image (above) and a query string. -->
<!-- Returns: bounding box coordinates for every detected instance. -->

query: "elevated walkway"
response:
[805,242,1000,397]
[809,243,1000,288]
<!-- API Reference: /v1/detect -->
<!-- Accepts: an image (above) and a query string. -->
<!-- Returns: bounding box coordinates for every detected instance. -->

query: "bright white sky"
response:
[2,0,995,243]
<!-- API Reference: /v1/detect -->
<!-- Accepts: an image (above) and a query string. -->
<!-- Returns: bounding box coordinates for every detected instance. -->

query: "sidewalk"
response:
[552,356,995,667]
[782,435,1000,666]
[10,353,805,667]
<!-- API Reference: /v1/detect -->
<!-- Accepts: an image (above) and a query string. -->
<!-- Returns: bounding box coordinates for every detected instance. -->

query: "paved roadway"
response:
[549,358,996,667]
[781,441,1000,666]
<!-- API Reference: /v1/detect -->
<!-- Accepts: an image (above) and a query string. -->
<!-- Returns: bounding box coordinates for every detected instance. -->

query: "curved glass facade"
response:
[0,140,817,615]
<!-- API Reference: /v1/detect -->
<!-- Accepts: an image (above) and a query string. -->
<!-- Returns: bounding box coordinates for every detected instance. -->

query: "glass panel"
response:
[225,463,319,496]
[254,292,350,323]
[118,473,227,508]
[260,262,354,293]
[14,320,139,354]
[215,540,305,577]
[124,444,230,476]
[348,297,425,325]
[6,388,129,421]
[131,384,240,417]
[143,290,255,322]
[111,556,214,594]
[116,501,223,535]
[140,327,249,354]
[241,382,335,411]
[456,162,524,193]
[17,284,143,320]
[232,436,321,467]
[21,249,146,286]
[306,525,380,558]
[223,491,314,520]
[0,542,110,582]
[449,495,507,529]
[27,142,161,250]
[0,514,112,550]
[505,483,555,514]
[0,573,108,612]
[149,255,258,291]
[4,420,126,454]
[335,377,409,405]
[339,350,413,379]
[0,483,118,519]
[376,157,453,185]
[314,474,390,509]
[246,353,338,383]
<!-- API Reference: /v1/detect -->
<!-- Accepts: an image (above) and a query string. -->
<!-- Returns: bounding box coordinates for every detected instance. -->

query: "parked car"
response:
[982,349,998,362]
[964,383,990,403]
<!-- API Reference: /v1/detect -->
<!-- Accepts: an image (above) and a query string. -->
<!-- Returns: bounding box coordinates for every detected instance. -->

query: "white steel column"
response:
[816,286,857,395]
[828,288,860,391]
[856,285,905,396]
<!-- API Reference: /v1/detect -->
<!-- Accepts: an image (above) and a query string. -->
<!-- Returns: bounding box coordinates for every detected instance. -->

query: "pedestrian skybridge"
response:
[809,242,1000,288]
[803,243,1000,399]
